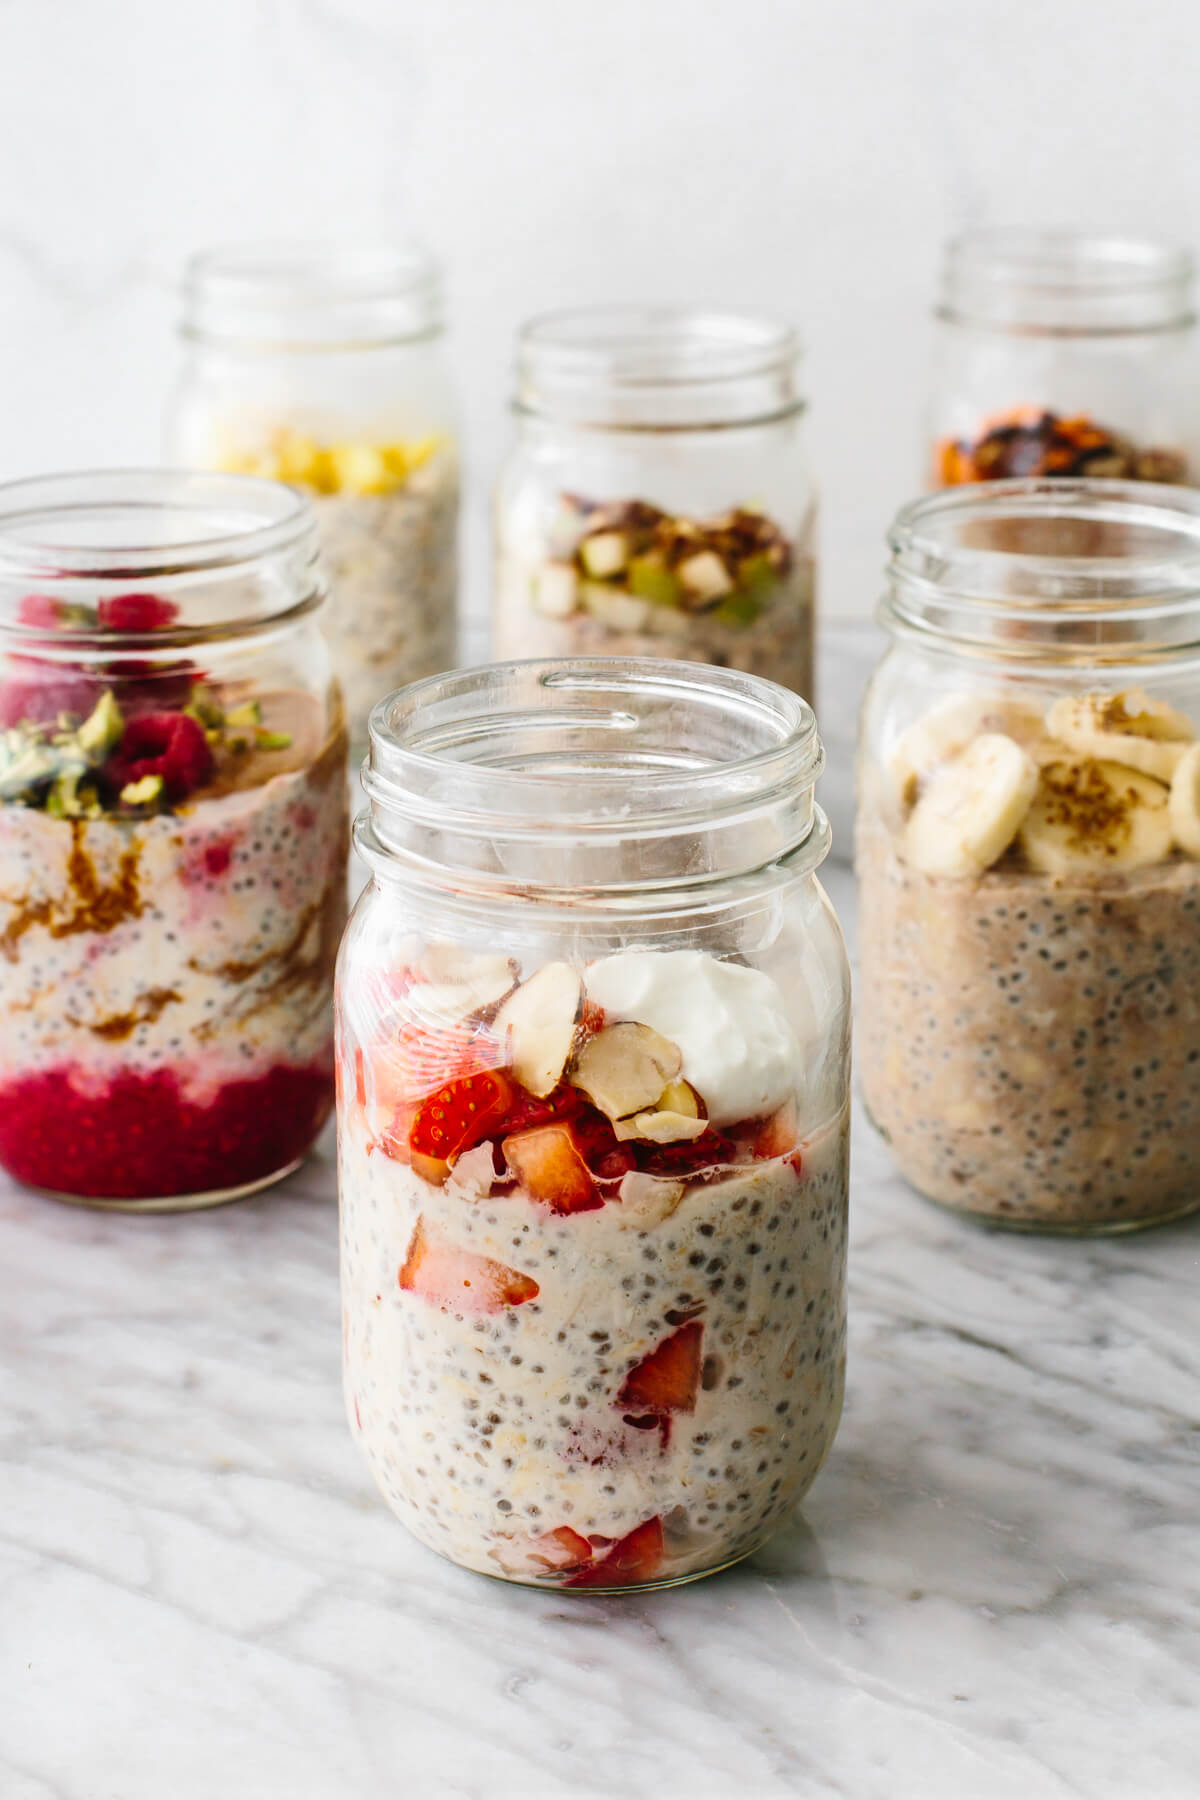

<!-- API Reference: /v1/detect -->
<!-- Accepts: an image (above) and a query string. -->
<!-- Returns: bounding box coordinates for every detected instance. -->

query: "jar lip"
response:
[181,239,444,348]
[363,657,826,893]
[938,227,1195,334]
[515,306,804,428]
[0,469,323,642]
[883,478,1200,659]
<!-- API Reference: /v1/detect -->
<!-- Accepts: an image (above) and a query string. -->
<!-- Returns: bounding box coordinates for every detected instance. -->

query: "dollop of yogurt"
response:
[584,949,799,1127]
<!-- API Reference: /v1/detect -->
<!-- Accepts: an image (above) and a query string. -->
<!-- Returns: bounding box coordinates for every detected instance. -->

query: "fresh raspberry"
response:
[0,658,102,728]
[113,658,197,716]
[104,710,214,801]
[16,593,66,628]
[97,592,179,632]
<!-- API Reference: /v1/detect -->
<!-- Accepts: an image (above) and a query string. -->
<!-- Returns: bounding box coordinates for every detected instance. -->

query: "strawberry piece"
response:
[618,1320,703,1415]
[498,1078,586,1135]
[409,1068,515,1166]
[373,1010,501,1112]
[104,710,213,801]
[354,1048,367,1108]
[571,1107,636,1181]
[398,1218,539,1315]
[753,1100,798,1160]
[503,1122,601,1214]
[635,1129,736,1181]
[564,1516,665,1589]
[97,592,179,632]
[528,1526,593,1571]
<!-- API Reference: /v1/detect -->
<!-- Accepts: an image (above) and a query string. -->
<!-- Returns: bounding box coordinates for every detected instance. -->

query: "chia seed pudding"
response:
[495,492,815,701]
[0,588,349,1204]
[338,944,848,1588]
[858,683,1200,1230]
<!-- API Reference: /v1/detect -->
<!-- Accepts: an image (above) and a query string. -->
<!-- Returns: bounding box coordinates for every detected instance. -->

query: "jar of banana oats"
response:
[858,478,1200,1234]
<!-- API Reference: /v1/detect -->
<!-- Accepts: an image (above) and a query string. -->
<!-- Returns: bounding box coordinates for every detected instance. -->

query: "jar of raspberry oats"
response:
[0,470,349,1209]
[337,658,850,1590]
[929,229,1198,491]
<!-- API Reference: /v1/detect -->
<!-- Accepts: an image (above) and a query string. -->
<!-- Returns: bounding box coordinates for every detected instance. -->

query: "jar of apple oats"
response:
[928,230,1197,490]
[494,307,816,705]
[169,242,459,754]
[858,478,1200,1233]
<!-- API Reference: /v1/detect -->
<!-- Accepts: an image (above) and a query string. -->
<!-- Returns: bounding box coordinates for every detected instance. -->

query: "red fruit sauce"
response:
[0,1061,334,1200]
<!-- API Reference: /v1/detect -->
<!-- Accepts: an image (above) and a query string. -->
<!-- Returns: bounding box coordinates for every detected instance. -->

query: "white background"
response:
[1,0,1198,655]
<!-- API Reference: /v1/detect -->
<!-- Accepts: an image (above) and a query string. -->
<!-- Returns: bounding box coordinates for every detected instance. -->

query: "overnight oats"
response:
[0,472,348,1208]
[170,243,460,749]
[929,230,1197,492]
[494,308,816,701]
[337,659,850,1588]
[858,480,1200,1232]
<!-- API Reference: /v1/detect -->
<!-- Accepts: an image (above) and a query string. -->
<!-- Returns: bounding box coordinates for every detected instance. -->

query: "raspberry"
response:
[97,592,179,632]
[104,710,214,801]
[16,593,65,628]
[0,657,102,728]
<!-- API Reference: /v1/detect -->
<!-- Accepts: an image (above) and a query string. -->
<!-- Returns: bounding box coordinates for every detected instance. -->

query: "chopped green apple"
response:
[714,587,770,629]
[579,583,650,631]
[677,550,734,606]
[628,554,683,608]
[578,531,630,579]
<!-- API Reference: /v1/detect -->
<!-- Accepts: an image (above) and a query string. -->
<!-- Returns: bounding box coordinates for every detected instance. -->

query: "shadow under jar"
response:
[493,307,816,705]
[858,479,1200,1233]
[929,229,1197,490]
[0,471,349,1209]
[337,659,850,1590]
[169,242,460,754]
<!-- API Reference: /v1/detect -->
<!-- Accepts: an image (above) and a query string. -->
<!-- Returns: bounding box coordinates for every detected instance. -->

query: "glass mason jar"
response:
[168,243,459,752]
[337,659,850,1590]
[858,478,1200,1233]
[929,230,1197,489]
[493,308,816,704]
[0,471,349,1209]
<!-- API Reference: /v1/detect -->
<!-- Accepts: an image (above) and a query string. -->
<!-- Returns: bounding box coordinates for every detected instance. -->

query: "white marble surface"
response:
[2,863,1198,1800]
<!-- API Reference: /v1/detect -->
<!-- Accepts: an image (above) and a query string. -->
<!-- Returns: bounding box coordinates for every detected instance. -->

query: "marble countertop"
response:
[2,866,1198,1800]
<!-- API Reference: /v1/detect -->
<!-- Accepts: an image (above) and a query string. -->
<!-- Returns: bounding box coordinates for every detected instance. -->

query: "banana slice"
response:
[887,692,1046,809]
[1017,758,1172,875]
[903,734,1038,878]
[1168,742,1200,857]
[1045,690,1196,783]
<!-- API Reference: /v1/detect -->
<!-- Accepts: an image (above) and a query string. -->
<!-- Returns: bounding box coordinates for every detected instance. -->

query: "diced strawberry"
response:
[409,1068,515,1165]
[571,1107,636,1181]
[753,1100,798,1160]
[97,592,180,632]
[104,710,213,801]
[503,1122,601,1214]
[498,1078,586,1135]
[618,1320,703,1416]
[398,1218,539,1315]
[564,1516,665,1589]
[635,1129,736,1181]
[528,1526,593,1571]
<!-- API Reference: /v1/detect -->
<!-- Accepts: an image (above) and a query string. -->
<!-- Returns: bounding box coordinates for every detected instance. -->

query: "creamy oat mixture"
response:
[338,945,847,1587]
[858,684,1200,1228]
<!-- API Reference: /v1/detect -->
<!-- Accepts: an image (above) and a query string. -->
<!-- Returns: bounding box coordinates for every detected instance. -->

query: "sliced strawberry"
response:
[564,1516,665,1589]
[409,1068,514,1164]
[398,1218,539,1315]
[373,1014,501,1112]
[503,1122,601,1214]
[528,1525,593,1571]
[618,1320,703,1416]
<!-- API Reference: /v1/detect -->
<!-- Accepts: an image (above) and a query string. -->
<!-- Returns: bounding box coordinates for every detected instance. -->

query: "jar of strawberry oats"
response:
[494,307,816,705]
[0,471,348,1209]
[169,242,459,753]
[337,659,850,1589]
[858,478,1200,1233]
[929,230,1197,491]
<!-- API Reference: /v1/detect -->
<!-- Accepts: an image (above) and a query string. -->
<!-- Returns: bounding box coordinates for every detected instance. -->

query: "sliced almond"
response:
[494,962,583,1098]
[571,1021,682,1119]
[417,946,518,1016]
[657,1079,705,1120]
[614,1109,709,1144]
[616,1170,686,1227]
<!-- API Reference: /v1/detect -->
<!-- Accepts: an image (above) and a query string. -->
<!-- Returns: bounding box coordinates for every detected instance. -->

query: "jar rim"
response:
[882,478,1200,661]
[181,239,444,348]
[0,469,323,643]
[515,306,804,429]
[361,657,827,898]
[938,227,1195,335]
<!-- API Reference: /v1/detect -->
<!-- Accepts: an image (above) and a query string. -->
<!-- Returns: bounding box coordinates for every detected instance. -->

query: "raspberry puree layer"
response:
[0,1060,334,1200]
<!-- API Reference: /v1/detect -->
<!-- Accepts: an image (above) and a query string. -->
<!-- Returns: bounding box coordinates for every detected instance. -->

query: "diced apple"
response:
[571,1022,682,1120]
[678,550,734,605]
[578,583,650,631]
[398,1218,539,1315]
[494,962,583,1098]
[533,562,579,619]
[628,554,683,608]
[502,1123,599,1214]
[578,530,630,579]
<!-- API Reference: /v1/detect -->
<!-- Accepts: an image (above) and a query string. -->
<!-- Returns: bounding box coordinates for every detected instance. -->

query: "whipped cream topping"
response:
[584,949,799,1127]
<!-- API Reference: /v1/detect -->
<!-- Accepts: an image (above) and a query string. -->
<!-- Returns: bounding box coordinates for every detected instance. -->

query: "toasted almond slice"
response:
[614,1109,709,1144]
[494,962,583,1098]
[571,1021,683,1119]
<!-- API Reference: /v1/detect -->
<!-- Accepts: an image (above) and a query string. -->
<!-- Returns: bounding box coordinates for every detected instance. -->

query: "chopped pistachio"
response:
[224,699,262,729]
[77,689,124,757]
[254,729,293,751]
[120,774,164,807]
[0,742,62,799]
[230,737,250,755]
[45,766,89,817]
